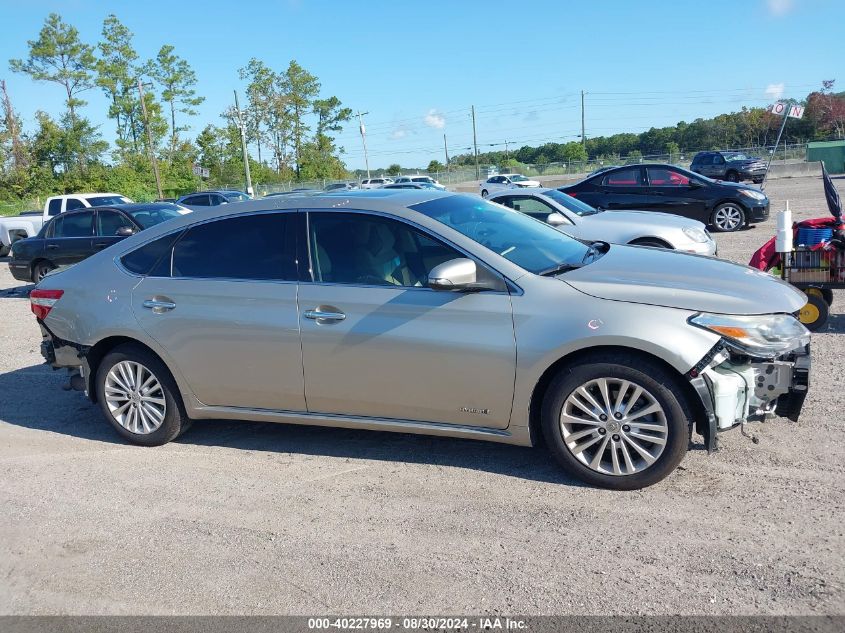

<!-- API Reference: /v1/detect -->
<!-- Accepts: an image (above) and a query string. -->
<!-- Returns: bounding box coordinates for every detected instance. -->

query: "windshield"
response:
[410,195,594,274]
[127,205,188,228]
[542,189,599,216]
[223,191,250,201]
[509,175,529,182]
[411,177,433,183]
[724,153,750,162]
[86,195,132,206]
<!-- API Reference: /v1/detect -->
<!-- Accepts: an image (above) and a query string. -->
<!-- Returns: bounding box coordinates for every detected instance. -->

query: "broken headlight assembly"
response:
[688,312,810,357]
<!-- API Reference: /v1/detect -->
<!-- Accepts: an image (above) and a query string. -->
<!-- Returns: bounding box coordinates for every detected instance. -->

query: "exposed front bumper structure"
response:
[687,340,811,452]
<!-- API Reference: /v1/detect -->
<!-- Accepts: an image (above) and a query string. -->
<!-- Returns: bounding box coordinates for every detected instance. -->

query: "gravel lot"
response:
[0,175,843,616]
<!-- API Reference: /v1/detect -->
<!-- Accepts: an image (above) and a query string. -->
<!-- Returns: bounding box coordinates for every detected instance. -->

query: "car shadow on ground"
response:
[0,363,595,486]
[823,312,845,334]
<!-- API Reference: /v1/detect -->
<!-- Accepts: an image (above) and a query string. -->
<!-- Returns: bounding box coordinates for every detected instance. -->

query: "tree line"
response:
[0,12,353,205]
[450,81,845,169]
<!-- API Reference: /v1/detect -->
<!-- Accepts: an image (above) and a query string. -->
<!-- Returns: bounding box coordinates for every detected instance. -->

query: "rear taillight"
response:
[567,192,577,197]
[30,289,64,320]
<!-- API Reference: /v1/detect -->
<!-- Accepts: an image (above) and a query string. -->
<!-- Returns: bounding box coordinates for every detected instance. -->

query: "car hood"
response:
[580,209,705,231]
[561,245,806,315]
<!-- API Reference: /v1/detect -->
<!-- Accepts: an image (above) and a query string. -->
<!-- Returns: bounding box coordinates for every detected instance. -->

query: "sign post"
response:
[761,102,804,191]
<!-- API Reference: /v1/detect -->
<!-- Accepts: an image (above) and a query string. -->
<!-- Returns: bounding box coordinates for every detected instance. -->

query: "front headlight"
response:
[738,189,767,201]
[682,226,710,243]
[689,313,809,355]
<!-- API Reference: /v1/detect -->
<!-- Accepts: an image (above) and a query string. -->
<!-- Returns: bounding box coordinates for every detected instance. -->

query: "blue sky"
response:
[0,0,842,170]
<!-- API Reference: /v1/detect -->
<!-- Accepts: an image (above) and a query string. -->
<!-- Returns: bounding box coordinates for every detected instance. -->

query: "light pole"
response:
[357,110,370,180]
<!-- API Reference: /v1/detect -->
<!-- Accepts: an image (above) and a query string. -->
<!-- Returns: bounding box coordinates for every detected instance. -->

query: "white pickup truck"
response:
[0,193,131,256]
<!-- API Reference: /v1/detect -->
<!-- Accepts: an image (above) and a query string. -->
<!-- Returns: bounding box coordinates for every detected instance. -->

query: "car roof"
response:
[92,202,183,212]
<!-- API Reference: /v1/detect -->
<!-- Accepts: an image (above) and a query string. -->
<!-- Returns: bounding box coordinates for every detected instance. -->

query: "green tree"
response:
[10,13,95,126]
[95,14,141,155]
[386,163,401,175]
[427,159,445,174]
[148,44,204,159]
[280,60,319,176]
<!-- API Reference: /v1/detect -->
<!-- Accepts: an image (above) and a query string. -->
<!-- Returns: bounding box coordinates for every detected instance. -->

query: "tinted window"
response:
[506,196,556,220]
[184,195,210,206]
[411,196,593,274]
[713,154,725,165]
[47,199,62,216]
[603,168,641,186]
[647,167,690,186]
[309,212,461,287]
[222,192,250,202]
[172,213,295,281]
[85,195,131,206]
[66,198,85,211]
[54,211,93,238]
[97,210,134,236]
[121,232,183,276]
[127,205,186,228]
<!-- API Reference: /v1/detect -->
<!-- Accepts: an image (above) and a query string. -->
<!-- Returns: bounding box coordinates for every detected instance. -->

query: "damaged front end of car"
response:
[685,312,811,452]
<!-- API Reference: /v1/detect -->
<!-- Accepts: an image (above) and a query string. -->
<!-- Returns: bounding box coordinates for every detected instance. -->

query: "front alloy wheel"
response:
[560,378,668,475]
[711,204,745,232]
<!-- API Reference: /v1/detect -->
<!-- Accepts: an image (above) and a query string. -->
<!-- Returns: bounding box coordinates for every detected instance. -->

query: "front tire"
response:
[0,244,9,257]
[541,352,690,490]
[711,203,745,232]
[726,170,739,182]
[96,344,191,446]
[481,189,489,198]
[32,260,55,283]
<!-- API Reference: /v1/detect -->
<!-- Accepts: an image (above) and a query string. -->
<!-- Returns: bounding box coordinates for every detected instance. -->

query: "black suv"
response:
[690,151,766,184]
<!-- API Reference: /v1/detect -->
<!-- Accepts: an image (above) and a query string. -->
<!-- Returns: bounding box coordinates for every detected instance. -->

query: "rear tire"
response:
[32,260,55,283]
[540,352,690,490]
[711,203,745,232]
[481,189,489,198]
[805,287,834,307]
[0,244,9,257]
[726,170,739,182]
[96,344,191,446]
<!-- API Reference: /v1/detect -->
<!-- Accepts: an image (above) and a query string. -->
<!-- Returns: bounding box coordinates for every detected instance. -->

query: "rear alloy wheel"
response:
[542,353,689,489]
[96,344,191,446]
[711,203,745,232]
[32,260,55,283]
[726,170,739,182]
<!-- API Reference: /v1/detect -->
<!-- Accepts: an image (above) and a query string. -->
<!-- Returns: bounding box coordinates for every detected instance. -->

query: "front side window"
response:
[185,195,210,206]
[505,196,557,220]
[713,154,726,165]
[97,210,134,236]
[308,212,461,287]
[127,205,185,228]
[172,213,295,281]
[53,211,94,238]
[47,199,62,216]
[647,167,690,186]
[411,195,593,275]
[65,198,85,211]
[542,189,599,216]
[602,168,642,187]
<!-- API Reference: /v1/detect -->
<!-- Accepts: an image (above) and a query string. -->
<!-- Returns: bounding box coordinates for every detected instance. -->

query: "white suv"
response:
[480,174,541,197]
[360,178,394,189]
[394,176,446,190]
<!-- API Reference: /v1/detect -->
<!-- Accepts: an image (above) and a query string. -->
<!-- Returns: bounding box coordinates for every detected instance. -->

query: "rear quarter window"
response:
[120,232,183,276]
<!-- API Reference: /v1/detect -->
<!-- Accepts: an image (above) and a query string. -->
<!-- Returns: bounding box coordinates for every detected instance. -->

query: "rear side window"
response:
[172,213,296,281]
[47,199,62,216]
[54,211,93,237]
[66,198,85,211]
[121,232,183,276]
[602,168,642,187]
[97,210,134,236]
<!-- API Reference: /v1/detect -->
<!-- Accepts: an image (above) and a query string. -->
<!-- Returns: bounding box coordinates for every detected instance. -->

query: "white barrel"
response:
[775,228,793,253]
[777,203,792,231]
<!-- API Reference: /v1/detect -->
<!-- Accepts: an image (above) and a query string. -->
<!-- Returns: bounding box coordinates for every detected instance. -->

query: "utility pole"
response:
[504,140,510,162]
[233,90,253,196]
[137,79,163,200]
[443,134,450,179]
[581,90,586,147]
[357,110,370,179]
[761,106,790,192]
[471,105,480,180]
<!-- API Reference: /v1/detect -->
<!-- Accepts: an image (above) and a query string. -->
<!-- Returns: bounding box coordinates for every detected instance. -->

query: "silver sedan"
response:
[488,188,717,256]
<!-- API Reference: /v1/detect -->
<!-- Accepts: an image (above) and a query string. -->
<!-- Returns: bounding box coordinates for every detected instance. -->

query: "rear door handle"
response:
[304,307,346,323]
[94,242,109,249]
[47,244,59,250]
[142,299,176,313]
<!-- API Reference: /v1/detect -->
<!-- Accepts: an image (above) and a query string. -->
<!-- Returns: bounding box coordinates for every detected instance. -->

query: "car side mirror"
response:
[115,226,137,237]
[546,212,567,226]
[688,180,703,188]
[428,258,483,291]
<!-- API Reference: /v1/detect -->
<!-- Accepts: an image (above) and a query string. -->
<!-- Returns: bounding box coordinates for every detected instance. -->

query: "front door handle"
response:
[142,298,176,313]
[304,307,346,323]
[94,242,109,249]
[47,244,59,250]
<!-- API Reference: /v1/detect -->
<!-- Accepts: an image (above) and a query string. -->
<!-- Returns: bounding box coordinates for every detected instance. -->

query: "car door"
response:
[44,211,94,266]
[595,167,648,211]
[298,210,516,429]
[131,211,305,411]
[643,166,708,220]
[94,209,137,253]
[711,153,726,179]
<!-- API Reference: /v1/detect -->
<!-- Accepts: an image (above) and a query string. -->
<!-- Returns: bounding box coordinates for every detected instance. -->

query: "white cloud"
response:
[766,0,795,16]
[765,83,785,100]
[424,109,446,129]
[391,129,407,140]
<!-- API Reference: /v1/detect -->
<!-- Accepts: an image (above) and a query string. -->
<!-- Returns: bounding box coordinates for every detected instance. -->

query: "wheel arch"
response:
[628,236,673,249]
[85,336,177,404]
[526,345,706,448]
